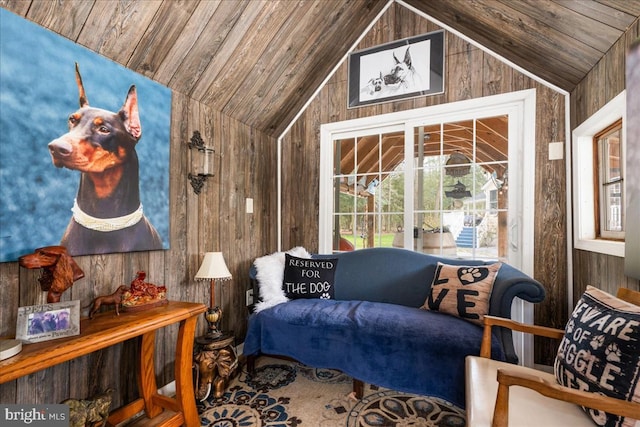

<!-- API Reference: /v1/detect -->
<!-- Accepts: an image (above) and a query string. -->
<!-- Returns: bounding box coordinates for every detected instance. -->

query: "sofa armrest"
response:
[487,265,545,364]
[492,368,640,427]
[489,264,545,318]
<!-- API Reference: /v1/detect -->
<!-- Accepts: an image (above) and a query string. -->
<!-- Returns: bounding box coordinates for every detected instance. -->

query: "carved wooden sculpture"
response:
[194,338,238,400]
[18,246,84,303]
[88,285,127,319]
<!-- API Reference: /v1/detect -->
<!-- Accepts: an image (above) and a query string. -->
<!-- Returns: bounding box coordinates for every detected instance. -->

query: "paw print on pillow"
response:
[590,334,605,350]
[458,267,489,284]
[605,343,622,362]
[565,319,575,334]
[320,293,331,299]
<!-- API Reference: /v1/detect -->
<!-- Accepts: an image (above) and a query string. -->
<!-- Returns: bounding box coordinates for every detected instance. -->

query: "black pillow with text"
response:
[282,254,338,300]
[554,286,639,427]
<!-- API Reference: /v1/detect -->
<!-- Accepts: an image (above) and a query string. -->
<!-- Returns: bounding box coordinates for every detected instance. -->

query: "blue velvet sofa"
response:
[243,247,545,407]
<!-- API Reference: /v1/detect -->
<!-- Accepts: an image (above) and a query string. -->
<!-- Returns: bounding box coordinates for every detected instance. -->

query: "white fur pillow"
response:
[253,246,311,312]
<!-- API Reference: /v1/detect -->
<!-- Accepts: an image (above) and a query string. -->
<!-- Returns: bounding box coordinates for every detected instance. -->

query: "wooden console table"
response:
[0,300,206,427]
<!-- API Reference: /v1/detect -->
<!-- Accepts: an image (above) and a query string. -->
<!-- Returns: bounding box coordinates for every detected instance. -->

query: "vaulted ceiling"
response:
[3,0,639,137]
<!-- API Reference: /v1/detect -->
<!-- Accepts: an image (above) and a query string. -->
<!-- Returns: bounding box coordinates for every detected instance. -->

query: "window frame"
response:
[594,119,624,241]
[572,91,626,257]
[320,89,536,271]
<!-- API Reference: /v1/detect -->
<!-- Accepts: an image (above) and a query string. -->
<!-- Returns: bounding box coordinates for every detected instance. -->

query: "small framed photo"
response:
[16,300,80,343]
[348,30,445,108]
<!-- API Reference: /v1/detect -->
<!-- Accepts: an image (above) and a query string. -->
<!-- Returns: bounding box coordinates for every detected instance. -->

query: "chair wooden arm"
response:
[617,287,640,305]
[480,315,565,358]
[481,289,639,358]
[491,368,640,427]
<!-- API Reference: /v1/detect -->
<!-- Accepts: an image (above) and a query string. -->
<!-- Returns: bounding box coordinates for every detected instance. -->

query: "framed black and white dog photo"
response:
[348,30,444,108]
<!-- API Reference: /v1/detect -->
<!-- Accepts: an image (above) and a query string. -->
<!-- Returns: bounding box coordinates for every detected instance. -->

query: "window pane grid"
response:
[330,115,509,257]
[595,119,624,239]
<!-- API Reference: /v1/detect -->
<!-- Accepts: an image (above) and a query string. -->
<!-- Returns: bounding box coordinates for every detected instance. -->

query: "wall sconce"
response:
[187,131,214,195]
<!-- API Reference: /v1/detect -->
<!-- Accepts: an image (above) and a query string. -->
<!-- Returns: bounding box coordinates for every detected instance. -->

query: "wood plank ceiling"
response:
[2,0,639,137]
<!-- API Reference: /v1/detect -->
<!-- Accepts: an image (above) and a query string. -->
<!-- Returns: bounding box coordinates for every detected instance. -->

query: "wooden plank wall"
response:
[280,3,567,364]
[570,19,640,303]
[0,67,277,407]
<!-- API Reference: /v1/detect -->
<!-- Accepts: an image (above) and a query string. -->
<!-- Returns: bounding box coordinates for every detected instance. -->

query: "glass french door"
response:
[331,125,405,251]
[320,91,535,268]
[329,115,509,263]
[407,117,509,261]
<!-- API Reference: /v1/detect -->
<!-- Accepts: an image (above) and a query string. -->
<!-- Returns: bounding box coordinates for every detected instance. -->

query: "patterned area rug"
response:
[197,357,466,427]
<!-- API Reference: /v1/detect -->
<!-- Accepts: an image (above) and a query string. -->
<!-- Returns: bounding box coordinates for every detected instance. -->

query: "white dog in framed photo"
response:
[358,45,427,102]
[360,72,385,96]
[382,46,423,94]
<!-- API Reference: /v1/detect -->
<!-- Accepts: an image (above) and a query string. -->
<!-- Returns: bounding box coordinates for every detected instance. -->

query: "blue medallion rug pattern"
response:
[199,387,300,427]
[346,391,466,427]
[198,357,466,427]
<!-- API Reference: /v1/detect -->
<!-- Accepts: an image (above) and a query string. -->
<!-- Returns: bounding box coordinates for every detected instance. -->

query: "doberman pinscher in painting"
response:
[47,64,162,255]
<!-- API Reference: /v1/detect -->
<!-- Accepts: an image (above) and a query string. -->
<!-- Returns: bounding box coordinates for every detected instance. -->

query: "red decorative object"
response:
[121,271,168,311]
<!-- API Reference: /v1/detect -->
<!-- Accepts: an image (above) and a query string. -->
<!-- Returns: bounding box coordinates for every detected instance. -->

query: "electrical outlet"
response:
[246,289,254,306]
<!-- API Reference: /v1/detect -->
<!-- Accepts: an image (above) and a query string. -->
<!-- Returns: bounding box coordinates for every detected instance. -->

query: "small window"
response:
[594,119,624,240]
[572,90,625,257]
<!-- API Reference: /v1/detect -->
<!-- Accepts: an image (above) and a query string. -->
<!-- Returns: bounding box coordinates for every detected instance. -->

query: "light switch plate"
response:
[549,142,564,160]
[246,198,254,213]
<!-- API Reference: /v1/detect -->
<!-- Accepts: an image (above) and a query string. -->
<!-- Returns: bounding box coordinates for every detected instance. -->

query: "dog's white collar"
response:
[71,199,144,232]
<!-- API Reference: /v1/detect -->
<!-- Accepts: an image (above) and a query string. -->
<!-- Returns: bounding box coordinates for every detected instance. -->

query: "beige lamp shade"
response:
[195,252,232,281]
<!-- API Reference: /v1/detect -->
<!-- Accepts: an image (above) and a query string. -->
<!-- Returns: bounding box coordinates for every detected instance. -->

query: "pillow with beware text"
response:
[554,286,640,427]
[282,254,338,300]
[421,262,501,325]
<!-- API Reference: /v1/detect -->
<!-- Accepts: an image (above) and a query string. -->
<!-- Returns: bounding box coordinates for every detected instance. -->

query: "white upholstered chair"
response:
[465,288,640,427]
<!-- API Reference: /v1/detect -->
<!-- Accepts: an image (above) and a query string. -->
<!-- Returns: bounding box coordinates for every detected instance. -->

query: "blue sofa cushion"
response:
[283,254,338,300]
[313,248,493,307]
[243,298,505,407]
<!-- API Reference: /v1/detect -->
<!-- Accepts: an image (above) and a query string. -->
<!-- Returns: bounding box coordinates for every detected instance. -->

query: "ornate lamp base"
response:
[204,306,223,340]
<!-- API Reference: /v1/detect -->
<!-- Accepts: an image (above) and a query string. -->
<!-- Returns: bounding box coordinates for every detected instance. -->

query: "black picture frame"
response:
[348,30,445,108]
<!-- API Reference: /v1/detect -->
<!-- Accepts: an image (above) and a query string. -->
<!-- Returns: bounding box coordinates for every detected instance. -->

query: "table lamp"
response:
[195,252,232,339]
